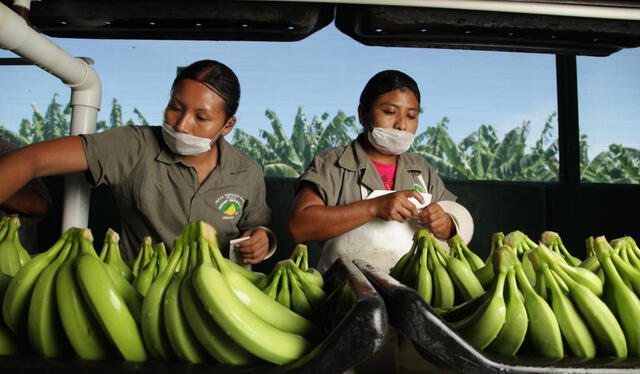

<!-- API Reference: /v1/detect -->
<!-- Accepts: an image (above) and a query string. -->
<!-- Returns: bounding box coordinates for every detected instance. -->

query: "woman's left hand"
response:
[416,202,456,240]
[234,228,270,264]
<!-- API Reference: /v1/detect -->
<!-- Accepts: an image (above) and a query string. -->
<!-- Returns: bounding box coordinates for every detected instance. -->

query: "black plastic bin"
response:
[354,259,640,374]
[0,257,388,374]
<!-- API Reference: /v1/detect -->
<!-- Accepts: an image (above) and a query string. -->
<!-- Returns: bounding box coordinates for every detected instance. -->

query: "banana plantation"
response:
[1,94,638,184]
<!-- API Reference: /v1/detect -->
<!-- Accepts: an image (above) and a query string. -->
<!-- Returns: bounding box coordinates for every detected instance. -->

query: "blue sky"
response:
[1,22,638,159]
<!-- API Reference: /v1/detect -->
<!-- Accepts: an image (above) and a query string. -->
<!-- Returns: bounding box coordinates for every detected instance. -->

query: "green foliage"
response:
[232,106,359,177]
[1,94,638,184]
[1,95,149,146]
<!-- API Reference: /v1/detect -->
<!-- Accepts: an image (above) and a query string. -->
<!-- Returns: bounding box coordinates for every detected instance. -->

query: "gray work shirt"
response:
[299,135,457,206]
[81,125,271,261]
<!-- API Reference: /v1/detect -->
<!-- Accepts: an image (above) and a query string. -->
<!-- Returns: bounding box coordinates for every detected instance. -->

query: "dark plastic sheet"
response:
[354,259,640,374]
[0,257,388,373]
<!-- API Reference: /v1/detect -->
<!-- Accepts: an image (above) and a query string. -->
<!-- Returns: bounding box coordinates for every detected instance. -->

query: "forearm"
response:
[288,199,376,242]
[0,136,88,204]
[1,186,50,217]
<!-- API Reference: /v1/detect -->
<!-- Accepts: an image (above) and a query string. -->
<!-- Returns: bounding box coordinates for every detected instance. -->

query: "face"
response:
[360,88,420,134]
[164,78,236,139]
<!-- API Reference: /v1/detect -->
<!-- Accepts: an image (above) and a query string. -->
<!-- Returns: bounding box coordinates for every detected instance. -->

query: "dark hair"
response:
[359,70,421,120]
[171,60,240,119]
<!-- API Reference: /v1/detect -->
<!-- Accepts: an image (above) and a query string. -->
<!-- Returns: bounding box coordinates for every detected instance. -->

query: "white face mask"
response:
[162,123,227,156]
[367,127,415,155]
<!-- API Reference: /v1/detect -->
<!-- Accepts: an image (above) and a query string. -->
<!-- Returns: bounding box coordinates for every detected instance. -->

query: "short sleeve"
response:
[297,151,336,204]
[80,125,153,187]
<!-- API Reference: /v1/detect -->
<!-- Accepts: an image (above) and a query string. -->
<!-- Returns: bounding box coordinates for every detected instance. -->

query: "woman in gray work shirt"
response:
[0,60,275,264]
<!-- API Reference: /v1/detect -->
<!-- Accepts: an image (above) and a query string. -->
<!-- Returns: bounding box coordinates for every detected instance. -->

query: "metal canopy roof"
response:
[3,0,640,56]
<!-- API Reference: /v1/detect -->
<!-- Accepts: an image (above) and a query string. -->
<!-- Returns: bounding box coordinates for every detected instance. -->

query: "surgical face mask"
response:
[162,123,227,156]
[367,127,415,155]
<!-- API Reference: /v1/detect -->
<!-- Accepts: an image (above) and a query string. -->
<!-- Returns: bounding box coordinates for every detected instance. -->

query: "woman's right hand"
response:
[371,190,424,223]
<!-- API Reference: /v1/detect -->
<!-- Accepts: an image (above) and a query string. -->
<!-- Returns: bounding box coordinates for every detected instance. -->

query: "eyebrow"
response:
[378,102,420,111]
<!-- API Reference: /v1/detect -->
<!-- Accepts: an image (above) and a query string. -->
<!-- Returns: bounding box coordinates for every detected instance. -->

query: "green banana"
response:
[288,267,313,317]
[552,244,627,358]
[56,259,114,360]
[193,221,312,364]
[193,265,311,364]
[0,215,30,277]
[595,236,640,357]
[436,292,487,324]
[223,257,263,284]
[486,269,527,356]
[514,247,564,358]
[610,251,640,296]
[133,249,158,297]
[541,262,596,358]
[27,236,74,357]
[180,269,255,364]
[290,262,327,307]
[390,232,419,279]
[163,242,207,363]
[103,262,143,325]
[75,253,147,361]
[0,324,19,355]
[99,229,133,282]
[448,234,484,271]
[207,243,320,337]
[429,241,455,309]
[3,230,70,335]
[132,236,153,277]
[444,253,484,302]
[580,255,601,273]
[155,242,168,276]
[302,268,324,289]
[262,266,284,300]
[141,239,183,361]
[276,266,292,309]
[416,242,432,304]
[400,236,424,286]
[454,262,507,350]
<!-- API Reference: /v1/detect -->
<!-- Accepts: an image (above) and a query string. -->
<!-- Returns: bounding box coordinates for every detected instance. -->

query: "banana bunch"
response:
[540,231,582,267]
[132,236,154,278]
[98,228,133,282]
[594,236,640,357]
[256,246,326,317]
[531,242,627,358]
[2,227,146,361]
[133,238,168,296]
[141,221,319,365]
[391,230,484,308]
[0,215,31,277]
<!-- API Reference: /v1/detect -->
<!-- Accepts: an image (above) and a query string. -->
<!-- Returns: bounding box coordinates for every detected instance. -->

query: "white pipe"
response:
[12,0,33,11]
[0,2,102,231]
[255,0,640,21]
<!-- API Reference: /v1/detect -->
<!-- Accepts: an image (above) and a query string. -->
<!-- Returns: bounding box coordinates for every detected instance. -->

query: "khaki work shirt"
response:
[299,135,457,206]
[81,125,271,261]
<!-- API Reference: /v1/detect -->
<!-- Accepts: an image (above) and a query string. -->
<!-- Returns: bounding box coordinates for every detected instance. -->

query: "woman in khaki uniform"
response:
[0,60,275,263]
[288,70,473,274]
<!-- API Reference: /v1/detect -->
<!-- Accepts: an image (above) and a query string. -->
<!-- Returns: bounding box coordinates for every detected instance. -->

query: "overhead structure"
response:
[2,0,640,56]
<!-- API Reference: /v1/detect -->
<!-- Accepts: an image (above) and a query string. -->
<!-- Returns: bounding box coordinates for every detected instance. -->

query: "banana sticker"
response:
[215,193,245,220]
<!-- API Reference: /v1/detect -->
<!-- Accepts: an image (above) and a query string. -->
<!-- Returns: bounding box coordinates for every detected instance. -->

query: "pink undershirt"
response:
[371,159,397,191]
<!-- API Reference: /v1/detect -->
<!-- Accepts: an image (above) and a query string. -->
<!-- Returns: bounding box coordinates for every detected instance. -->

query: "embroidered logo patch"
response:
[216,193,245,220]
[410,184,425,193]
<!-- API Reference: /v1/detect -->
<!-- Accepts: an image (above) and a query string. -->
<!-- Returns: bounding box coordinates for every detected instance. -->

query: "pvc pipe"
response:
[264,0,640,21]
[0,2,102,231]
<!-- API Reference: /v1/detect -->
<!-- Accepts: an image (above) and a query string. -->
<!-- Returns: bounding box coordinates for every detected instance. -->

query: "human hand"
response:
[417,202,456,240]
[234,228,270,264]
[372,190,424,223]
